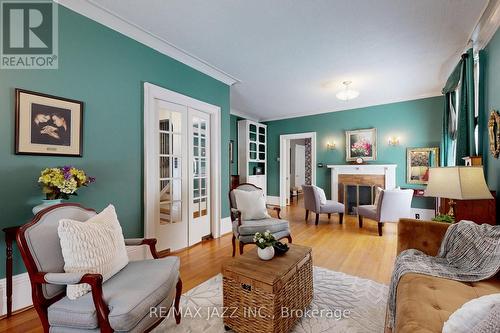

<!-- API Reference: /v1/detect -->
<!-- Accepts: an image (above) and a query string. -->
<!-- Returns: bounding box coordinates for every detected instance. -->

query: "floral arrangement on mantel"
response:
[351,139,372,157]
[38,166,95,200]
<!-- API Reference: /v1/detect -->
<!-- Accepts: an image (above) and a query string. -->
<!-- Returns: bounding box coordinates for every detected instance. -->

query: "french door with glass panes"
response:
[188,109,211,245]
[155,100,212,251]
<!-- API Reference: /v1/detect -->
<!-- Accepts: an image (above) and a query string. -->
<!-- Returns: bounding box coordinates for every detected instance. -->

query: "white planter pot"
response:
[257,246,275,261]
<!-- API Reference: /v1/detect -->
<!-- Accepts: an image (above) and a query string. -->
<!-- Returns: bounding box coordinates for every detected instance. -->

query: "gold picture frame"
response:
[488,110,500,158]
[406,147,439,185]
[345,128,377,161]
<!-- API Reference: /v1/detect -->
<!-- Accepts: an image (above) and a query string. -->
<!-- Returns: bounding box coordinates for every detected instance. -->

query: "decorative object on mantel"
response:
[254,230,276,260]
[33,166,95,214]
[424,167,493,219]
[488,110,499,158]
[15,89,84,157]
[406,147,439,185]
[345,128,377,162]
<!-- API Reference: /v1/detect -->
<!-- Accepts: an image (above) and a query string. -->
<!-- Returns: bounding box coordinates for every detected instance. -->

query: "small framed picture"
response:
[345,128,377,161]
[15,89,84,157]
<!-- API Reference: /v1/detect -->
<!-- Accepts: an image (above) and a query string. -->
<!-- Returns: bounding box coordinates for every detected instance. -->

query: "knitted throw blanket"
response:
[387,220,500,329]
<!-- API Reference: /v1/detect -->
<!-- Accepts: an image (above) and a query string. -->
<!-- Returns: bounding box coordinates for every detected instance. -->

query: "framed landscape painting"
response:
[406,147,439,184]
[345,128,377,161]
[15,89,83,157]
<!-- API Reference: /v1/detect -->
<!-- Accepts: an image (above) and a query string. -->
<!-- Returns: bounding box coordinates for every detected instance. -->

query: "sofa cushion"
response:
[235,218,289,236]
[48,257,180,331]
[395,273,500,333]
[239,229,291,243]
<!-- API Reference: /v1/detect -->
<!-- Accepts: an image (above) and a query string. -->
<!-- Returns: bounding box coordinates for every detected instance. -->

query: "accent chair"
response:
[357,188,413,236]
[302,185,344,225]
[229,183,292,256]
[17,203,182,333]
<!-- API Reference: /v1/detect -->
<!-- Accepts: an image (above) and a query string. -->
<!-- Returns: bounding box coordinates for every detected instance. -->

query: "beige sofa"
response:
[389,219,500,333]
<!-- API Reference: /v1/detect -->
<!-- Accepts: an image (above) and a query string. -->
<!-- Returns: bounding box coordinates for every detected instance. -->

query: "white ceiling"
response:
[89,0,488,121]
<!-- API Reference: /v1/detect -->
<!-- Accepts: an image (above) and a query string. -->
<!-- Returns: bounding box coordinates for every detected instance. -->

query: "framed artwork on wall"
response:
[15,89,84,157]
[345,128,377,161]
[406,147,439,184]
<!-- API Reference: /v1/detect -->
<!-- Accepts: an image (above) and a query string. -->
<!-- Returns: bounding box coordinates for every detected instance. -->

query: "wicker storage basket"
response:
[222,244,313,333]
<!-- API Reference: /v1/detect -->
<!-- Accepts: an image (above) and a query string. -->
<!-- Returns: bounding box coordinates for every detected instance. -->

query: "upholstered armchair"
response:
[357,189,413,236]
[17,203,182,333]
[229,183,292,256]
[302,185,344,225]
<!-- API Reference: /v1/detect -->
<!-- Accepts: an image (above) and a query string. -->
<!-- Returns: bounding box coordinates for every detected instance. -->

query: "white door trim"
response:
[279,132,317,207]
[143,82,222,245]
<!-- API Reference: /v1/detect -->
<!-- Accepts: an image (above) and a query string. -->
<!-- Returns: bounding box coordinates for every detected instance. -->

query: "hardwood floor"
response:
[0,200,397,332]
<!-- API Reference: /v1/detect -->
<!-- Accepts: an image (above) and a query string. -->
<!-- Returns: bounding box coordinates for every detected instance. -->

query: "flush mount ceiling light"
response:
[336,81,360,101]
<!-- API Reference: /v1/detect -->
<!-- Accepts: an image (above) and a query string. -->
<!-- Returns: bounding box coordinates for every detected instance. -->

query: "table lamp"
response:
[424,166,493,217]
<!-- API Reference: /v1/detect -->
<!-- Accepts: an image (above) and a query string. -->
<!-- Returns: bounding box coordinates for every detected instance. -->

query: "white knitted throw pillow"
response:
[58,204,129,300]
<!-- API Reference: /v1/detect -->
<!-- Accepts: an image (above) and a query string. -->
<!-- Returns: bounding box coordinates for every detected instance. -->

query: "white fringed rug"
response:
[154,267,388,333]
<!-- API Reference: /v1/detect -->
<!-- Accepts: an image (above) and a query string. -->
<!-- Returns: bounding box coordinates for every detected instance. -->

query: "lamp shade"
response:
[424,167,493,200]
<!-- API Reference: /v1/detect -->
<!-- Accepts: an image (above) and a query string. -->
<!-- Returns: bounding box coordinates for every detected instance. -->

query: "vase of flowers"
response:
[254,230,276,261]
[33,166,95,214]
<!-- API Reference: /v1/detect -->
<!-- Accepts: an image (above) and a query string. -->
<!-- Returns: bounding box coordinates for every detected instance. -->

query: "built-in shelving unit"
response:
[238,120,267,195]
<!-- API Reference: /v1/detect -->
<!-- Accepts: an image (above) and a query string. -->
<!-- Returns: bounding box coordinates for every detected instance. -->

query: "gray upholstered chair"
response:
[17,203,182,333]
[302,185,344,225]
[357,188,413,236]
[229,183,292,256]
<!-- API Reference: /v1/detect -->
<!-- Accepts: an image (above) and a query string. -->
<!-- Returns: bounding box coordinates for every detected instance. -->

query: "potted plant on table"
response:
[254,230,276,260]
[33,166,95,214]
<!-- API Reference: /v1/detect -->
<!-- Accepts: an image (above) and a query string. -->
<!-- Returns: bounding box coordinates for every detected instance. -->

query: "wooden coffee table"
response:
[222,244,313,333]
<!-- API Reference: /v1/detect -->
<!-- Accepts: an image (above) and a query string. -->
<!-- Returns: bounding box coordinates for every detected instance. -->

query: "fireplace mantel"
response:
[326,164,397,201]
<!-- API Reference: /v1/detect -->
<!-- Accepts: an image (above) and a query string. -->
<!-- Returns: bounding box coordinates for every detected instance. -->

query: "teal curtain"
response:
[455,48,476,165]
[441,61,462,166]
[478,49,486,157]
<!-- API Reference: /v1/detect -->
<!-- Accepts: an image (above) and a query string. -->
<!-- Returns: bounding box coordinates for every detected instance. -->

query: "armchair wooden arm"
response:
[125,238,159,259]
[267,206,281,219]
[33,272,113,333]
[397,219,451,256]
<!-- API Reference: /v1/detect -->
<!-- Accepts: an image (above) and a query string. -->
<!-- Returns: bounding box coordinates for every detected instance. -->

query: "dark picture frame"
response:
[15,88,84,157]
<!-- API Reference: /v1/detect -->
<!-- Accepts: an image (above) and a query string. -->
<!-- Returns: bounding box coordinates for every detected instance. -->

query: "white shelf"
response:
[238,119,267,195]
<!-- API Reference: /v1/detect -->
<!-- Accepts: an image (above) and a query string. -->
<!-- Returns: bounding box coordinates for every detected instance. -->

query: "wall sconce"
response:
[388,136,400,146]
[327,141,336,150]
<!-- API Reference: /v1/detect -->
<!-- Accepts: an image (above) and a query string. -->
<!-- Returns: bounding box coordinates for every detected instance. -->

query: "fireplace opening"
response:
[343,184,376,215]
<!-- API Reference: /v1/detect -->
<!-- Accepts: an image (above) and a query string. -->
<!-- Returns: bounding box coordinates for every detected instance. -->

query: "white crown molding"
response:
[230,108,260,122]
[260,92,441,122]
[470,0,500,51]
[54,0,240,86]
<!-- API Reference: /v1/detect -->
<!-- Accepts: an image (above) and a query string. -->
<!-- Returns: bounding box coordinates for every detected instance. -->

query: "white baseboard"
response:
[220,216,232,236]
[0,272,32,316]
[410,208,435,221]
[266,195,280,206]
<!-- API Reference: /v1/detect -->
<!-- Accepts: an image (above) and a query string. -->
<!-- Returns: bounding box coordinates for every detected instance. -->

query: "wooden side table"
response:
[2,226,21,318]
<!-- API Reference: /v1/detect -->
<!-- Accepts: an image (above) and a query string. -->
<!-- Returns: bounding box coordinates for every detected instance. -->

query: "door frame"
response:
[279,132,316,207]
[143,82,222,245]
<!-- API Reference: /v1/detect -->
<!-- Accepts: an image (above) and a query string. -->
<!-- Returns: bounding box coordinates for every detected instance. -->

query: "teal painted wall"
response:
[482,28,500,223]
[265,96,443,209]
[229,114,244,175]
[0,6,230,278]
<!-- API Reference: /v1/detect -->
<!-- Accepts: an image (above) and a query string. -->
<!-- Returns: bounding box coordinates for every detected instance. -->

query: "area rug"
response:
[154,267,388,333]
